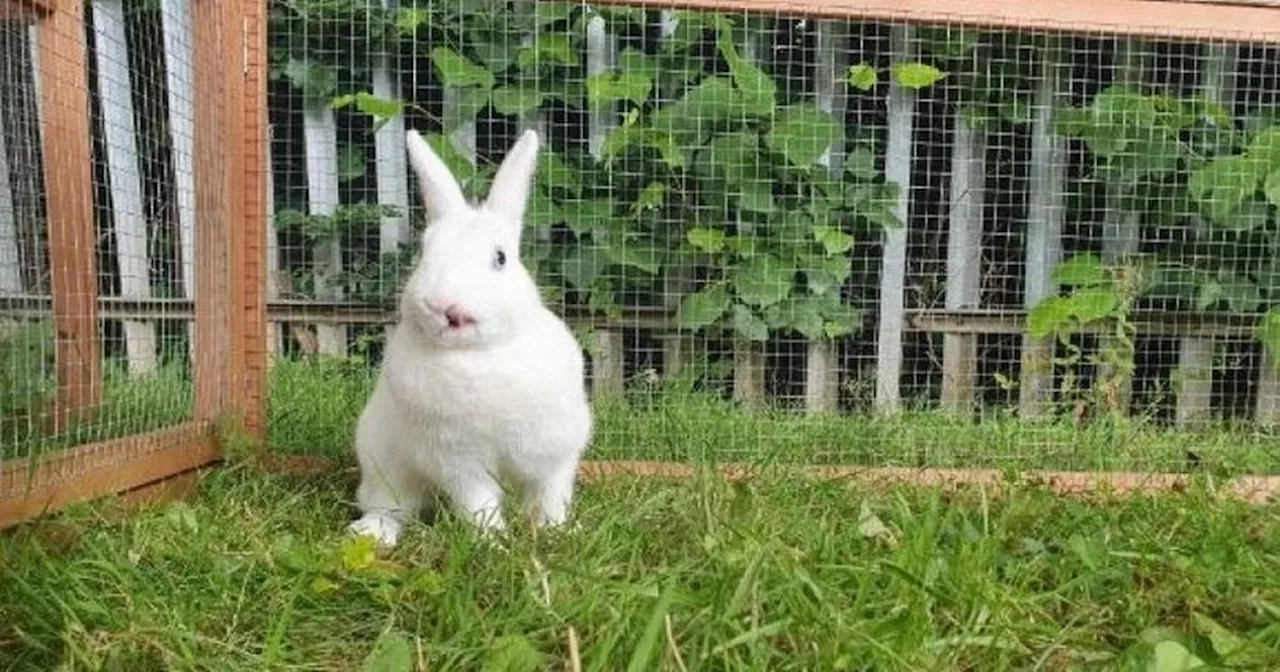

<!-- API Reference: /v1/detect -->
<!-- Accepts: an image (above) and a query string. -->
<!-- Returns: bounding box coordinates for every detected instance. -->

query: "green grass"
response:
[3,461,1280,670]
[8,355,1280,475]
[1,362,192,461]
[263,357,1280,476]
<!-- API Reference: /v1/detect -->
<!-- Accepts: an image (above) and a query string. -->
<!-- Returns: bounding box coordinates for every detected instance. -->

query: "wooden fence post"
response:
[161,0,197,364]
[1097,39,1147,416]
[40,0,103,431]
[1175,43,1237,428]
[304,100,345,356]
[1018,39,1068,419]
[732,24,766,408]
[805,19,848,414]
[875,23,917,415]
[586,8,624,398]
[941,112,985,413]
[93,0,157,376]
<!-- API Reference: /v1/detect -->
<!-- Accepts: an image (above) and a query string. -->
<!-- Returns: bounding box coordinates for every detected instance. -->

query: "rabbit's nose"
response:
[442,304,475,329]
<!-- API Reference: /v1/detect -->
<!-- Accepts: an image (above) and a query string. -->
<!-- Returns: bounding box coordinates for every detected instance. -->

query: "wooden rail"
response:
[597,0,1280,43]
[0,294,1267,338]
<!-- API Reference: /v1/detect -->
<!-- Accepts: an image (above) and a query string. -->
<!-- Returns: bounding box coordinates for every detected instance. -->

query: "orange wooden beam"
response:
[38,0,102,433]
[0,422,220,528]
[594,0,1280,43]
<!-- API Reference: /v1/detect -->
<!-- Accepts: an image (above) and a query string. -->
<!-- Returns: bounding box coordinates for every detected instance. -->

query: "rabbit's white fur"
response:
[347,129,592,549]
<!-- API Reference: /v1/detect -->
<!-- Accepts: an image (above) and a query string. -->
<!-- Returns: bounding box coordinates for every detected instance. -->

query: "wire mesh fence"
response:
[0,0,252,525]
[7,0,1280,524]
[257,1,1280,475]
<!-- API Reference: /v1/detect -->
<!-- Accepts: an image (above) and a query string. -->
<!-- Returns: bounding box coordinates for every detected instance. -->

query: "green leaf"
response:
[1064,287,1121,325]
[483,635,544,672]
[1190,612,1273,666]
[687,227,727,254]
[679,284,731,330]
[490,86,546,116]
[516,34,577,69]
[607,243,663,274]
[394,7,430,36]
[649,76,738,136]
[845,148,878,180]
[1255,307,1280,363]
[812,225,854,256]
[362,630,412,672]
[766,297,824,339]
[803,254,852,295]
[1264,169,1280,207]
[1195,279,1223,311]
[441,87,491,133]
[341,535,378,572]
[586,69,654,108]
[430,47,495,89]
[822,303,861,338]
[890,62,947,89]
[536,150,582,196]
[560,247,609,291]
[1188,154,1267,223]
[1027,296,1073,339]
[700,131,772,211]
[713,18,777,116]
[733,255,794,308]
[846,63,878,91]
[732,304,770,342]
[422,133,477,186]
[1148,640,1207,672]
[766,105,843,167]
[1053,254,1108,288]
[560,198,619,237]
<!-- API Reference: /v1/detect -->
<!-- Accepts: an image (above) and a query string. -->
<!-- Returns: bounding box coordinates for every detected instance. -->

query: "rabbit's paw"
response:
[348,513,402,550]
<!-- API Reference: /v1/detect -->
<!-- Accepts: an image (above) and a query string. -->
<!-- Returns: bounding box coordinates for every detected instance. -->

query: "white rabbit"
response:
[347,128,593,549]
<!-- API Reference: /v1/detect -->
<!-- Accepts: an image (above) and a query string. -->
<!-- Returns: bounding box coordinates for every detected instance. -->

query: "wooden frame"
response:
[0,0,266,530]
[7,0,1280,531]
[604,0,1280,42]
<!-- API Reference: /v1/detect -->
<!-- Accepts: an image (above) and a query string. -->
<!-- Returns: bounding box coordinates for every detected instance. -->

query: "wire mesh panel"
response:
[261,0,1280,477]
[0,0,251,526]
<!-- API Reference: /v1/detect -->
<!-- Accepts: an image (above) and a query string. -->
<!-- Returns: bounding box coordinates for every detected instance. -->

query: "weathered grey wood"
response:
[0,78,19,295]
[93,0,157,375]
[1172,43,1237,426]
[732,25,768,406]
[875,24,917,414]
[161,0,196,362]
[1018,41,1069,419]
[372,0,408,346]
[1257,350,1280,426]
[591,328,625,398]
[303,103,346,356]
[805,19,849,414]
[1097,39,1149,415]
[941,112,986,413]
[656,11,693,383]
[265,120,281,359]
[1175,337,1215,426]
[734,342,766,408]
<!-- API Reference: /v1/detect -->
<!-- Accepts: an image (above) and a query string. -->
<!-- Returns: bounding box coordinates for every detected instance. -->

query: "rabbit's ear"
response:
[406,130,468,222]
[483,129,540,228]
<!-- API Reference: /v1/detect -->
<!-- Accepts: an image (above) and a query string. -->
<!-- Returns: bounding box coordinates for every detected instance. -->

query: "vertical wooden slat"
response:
[1097,39,1147,415]
[805,19,847,414]
[304,104,345,356]
[1018,40,1068,419]
[192,0,230,421]
[732,24,766,408]
[0,83,20,295]
[657,11,692,383]
[1172,42,1237,428]
[586,7,624,398]
[161,0,197,362]
[875,23,916,414]
[240,0,268,437]
[941,113,985,413]
[93,0,157,376]
[40,0,102,431]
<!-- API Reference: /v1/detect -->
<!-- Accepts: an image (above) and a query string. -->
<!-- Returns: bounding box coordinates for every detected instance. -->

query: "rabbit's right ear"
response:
[406,130,468,222]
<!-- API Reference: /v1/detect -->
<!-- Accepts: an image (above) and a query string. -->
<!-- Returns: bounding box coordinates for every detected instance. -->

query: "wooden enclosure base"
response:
[0,421,220,529]
[252,455,1280,505]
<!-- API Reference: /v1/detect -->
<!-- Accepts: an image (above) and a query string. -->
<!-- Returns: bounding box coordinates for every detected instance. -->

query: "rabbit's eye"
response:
[493,248,507,270]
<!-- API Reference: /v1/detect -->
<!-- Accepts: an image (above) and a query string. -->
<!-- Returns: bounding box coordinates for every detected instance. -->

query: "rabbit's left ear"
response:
[483,129,540,231]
